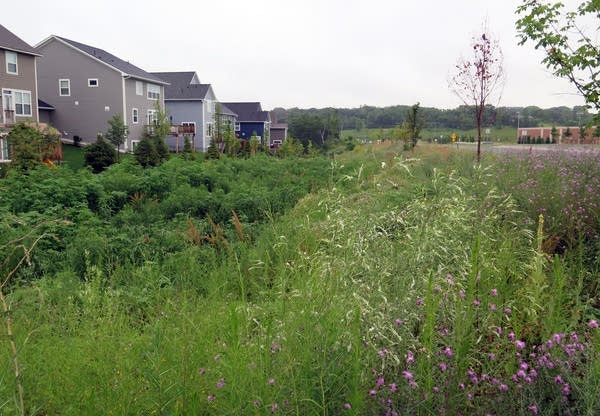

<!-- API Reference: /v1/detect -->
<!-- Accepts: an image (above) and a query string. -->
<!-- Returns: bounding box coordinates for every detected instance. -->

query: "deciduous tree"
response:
[516,0,600,120]
[449,25,505,161]
[105,114,128,160]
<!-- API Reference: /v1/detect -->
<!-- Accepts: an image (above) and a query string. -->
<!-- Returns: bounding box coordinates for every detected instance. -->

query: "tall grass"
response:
[0,143,598,414]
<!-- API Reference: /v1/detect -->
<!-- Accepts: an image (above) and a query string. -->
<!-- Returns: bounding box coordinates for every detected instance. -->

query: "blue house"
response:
[221,102,270,145]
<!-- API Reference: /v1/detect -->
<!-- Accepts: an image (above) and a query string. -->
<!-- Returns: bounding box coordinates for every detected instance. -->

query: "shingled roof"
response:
[152,71,211,100]
[37,36,167,84]
[0,24,40,56]
[222,102,269,122]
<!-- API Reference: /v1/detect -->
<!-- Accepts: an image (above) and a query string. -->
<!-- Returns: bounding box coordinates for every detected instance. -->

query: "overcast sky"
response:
[5,0,589,110]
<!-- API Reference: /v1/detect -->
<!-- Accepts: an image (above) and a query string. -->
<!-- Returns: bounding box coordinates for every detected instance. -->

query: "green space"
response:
[1,142,599,415]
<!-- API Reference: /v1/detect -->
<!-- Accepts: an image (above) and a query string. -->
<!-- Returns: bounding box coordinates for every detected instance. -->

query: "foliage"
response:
[516,0,600,120]
[1,143,599,414]
[275,104,595,134]
[6,123,45,171]
[181,135,195,160]
[206,137,220,160]
[248,132,260,156]
[450,26,505,161]
[104,114,128,159]
[277,136,304,158]
[287,109,340,148]
[405,102,424,149]
[83,136,117,173]
[223,124,239,157]
[133,137,160,168]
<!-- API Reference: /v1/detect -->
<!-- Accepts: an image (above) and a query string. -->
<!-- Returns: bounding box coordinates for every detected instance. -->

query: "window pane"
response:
[6,52,17,73]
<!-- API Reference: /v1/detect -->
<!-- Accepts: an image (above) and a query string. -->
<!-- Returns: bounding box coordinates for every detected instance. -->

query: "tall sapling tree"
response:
[450,25,505,161]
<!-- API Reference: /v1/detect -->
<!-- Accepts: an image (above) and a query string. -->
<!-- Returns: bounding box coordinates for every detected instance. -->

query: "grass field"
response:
[60,144,85,170]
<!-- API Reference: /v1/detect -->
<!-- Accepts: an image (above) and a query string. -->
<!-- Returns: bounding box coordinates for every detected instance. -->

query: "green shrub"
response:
[84,137,117,173]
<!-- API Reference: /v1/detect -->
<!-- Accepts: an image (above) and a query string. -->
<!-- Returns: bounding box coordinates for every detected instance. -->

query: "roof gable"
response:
[0,24,40,56]
[222,102,269,122]
[37,36,167,84]
[152,71,210,99]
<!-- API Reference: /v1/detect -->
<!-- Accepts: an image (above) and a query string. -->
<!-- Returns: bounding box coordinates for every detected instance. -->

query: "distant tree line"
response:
[273,104,594,145]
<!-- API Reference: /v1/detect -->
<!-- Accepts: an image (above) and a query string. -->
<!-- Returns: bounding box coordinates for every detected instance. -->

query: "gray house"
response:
[152,71,236,152]
[0,24,41,162]
[35,35,168,150]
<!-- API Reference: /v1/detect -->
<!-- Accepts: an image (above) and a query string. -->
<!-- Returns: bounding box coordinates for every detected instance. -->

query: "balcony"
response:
[144,124,196,137]
[171,124,196,135]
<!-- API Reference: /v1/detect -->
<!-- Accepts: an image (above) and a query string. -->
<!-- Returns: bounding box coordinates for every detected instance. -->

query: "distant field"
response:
[343,126,518,143]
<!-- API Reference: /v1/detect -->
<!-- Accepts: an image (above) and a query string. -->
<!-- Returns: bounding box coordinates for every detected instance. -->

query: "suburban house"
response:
[0,24,42,162]
[269,111,288,149]
[222,102,270,145]
[152,71,236,152]
[517,126,599,144]
[35,35,168,150]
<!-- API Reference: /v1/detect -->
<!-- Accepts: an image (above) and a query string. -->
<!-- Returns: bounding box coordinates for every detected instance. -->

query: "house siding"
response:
[123,79,165,150]
[36,38,125,144]
[237,122,266,141]
[0,50,39,124]
[164,100,205,151]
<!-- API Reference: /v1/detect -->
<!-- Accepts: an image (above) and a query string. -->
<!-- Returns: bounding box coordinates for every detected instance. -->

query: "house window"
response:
[88,78,99,87]
[147,109,158,125]
[273,140,282,145]
[132,108,139,124]
[6,51,17,74]
[136,81,143,96]
[14,91,32,116]
[147,84,160,100]
[0,138,9,161]
[206,100,212,113]
[206,122,214,137]
[59,79,70,96]
[234,122,240,132]
[131,140,140,150]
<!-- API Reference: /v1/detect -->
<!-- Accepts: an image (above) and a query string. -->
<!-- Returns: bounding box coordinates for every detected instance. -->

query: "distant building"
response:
[221,102,270,145]
[269,111,287,149]
[152,71,235,152]
[517,126,599,144]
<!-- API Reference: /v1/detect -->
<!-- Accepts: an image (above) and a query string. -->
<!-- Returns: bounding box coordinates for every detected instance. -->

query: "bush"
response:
[84,137,117,173]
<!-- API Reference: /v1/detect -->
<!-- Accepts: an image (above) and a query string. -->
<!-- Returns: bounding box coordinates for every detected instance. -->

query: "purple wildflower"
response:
[343,403,352,410]
[589,319,599,329]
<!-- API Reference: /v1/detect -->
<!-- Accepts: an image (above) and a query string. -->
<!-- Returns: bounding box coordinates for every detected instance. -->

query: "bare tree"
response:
[449,25,505,161]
